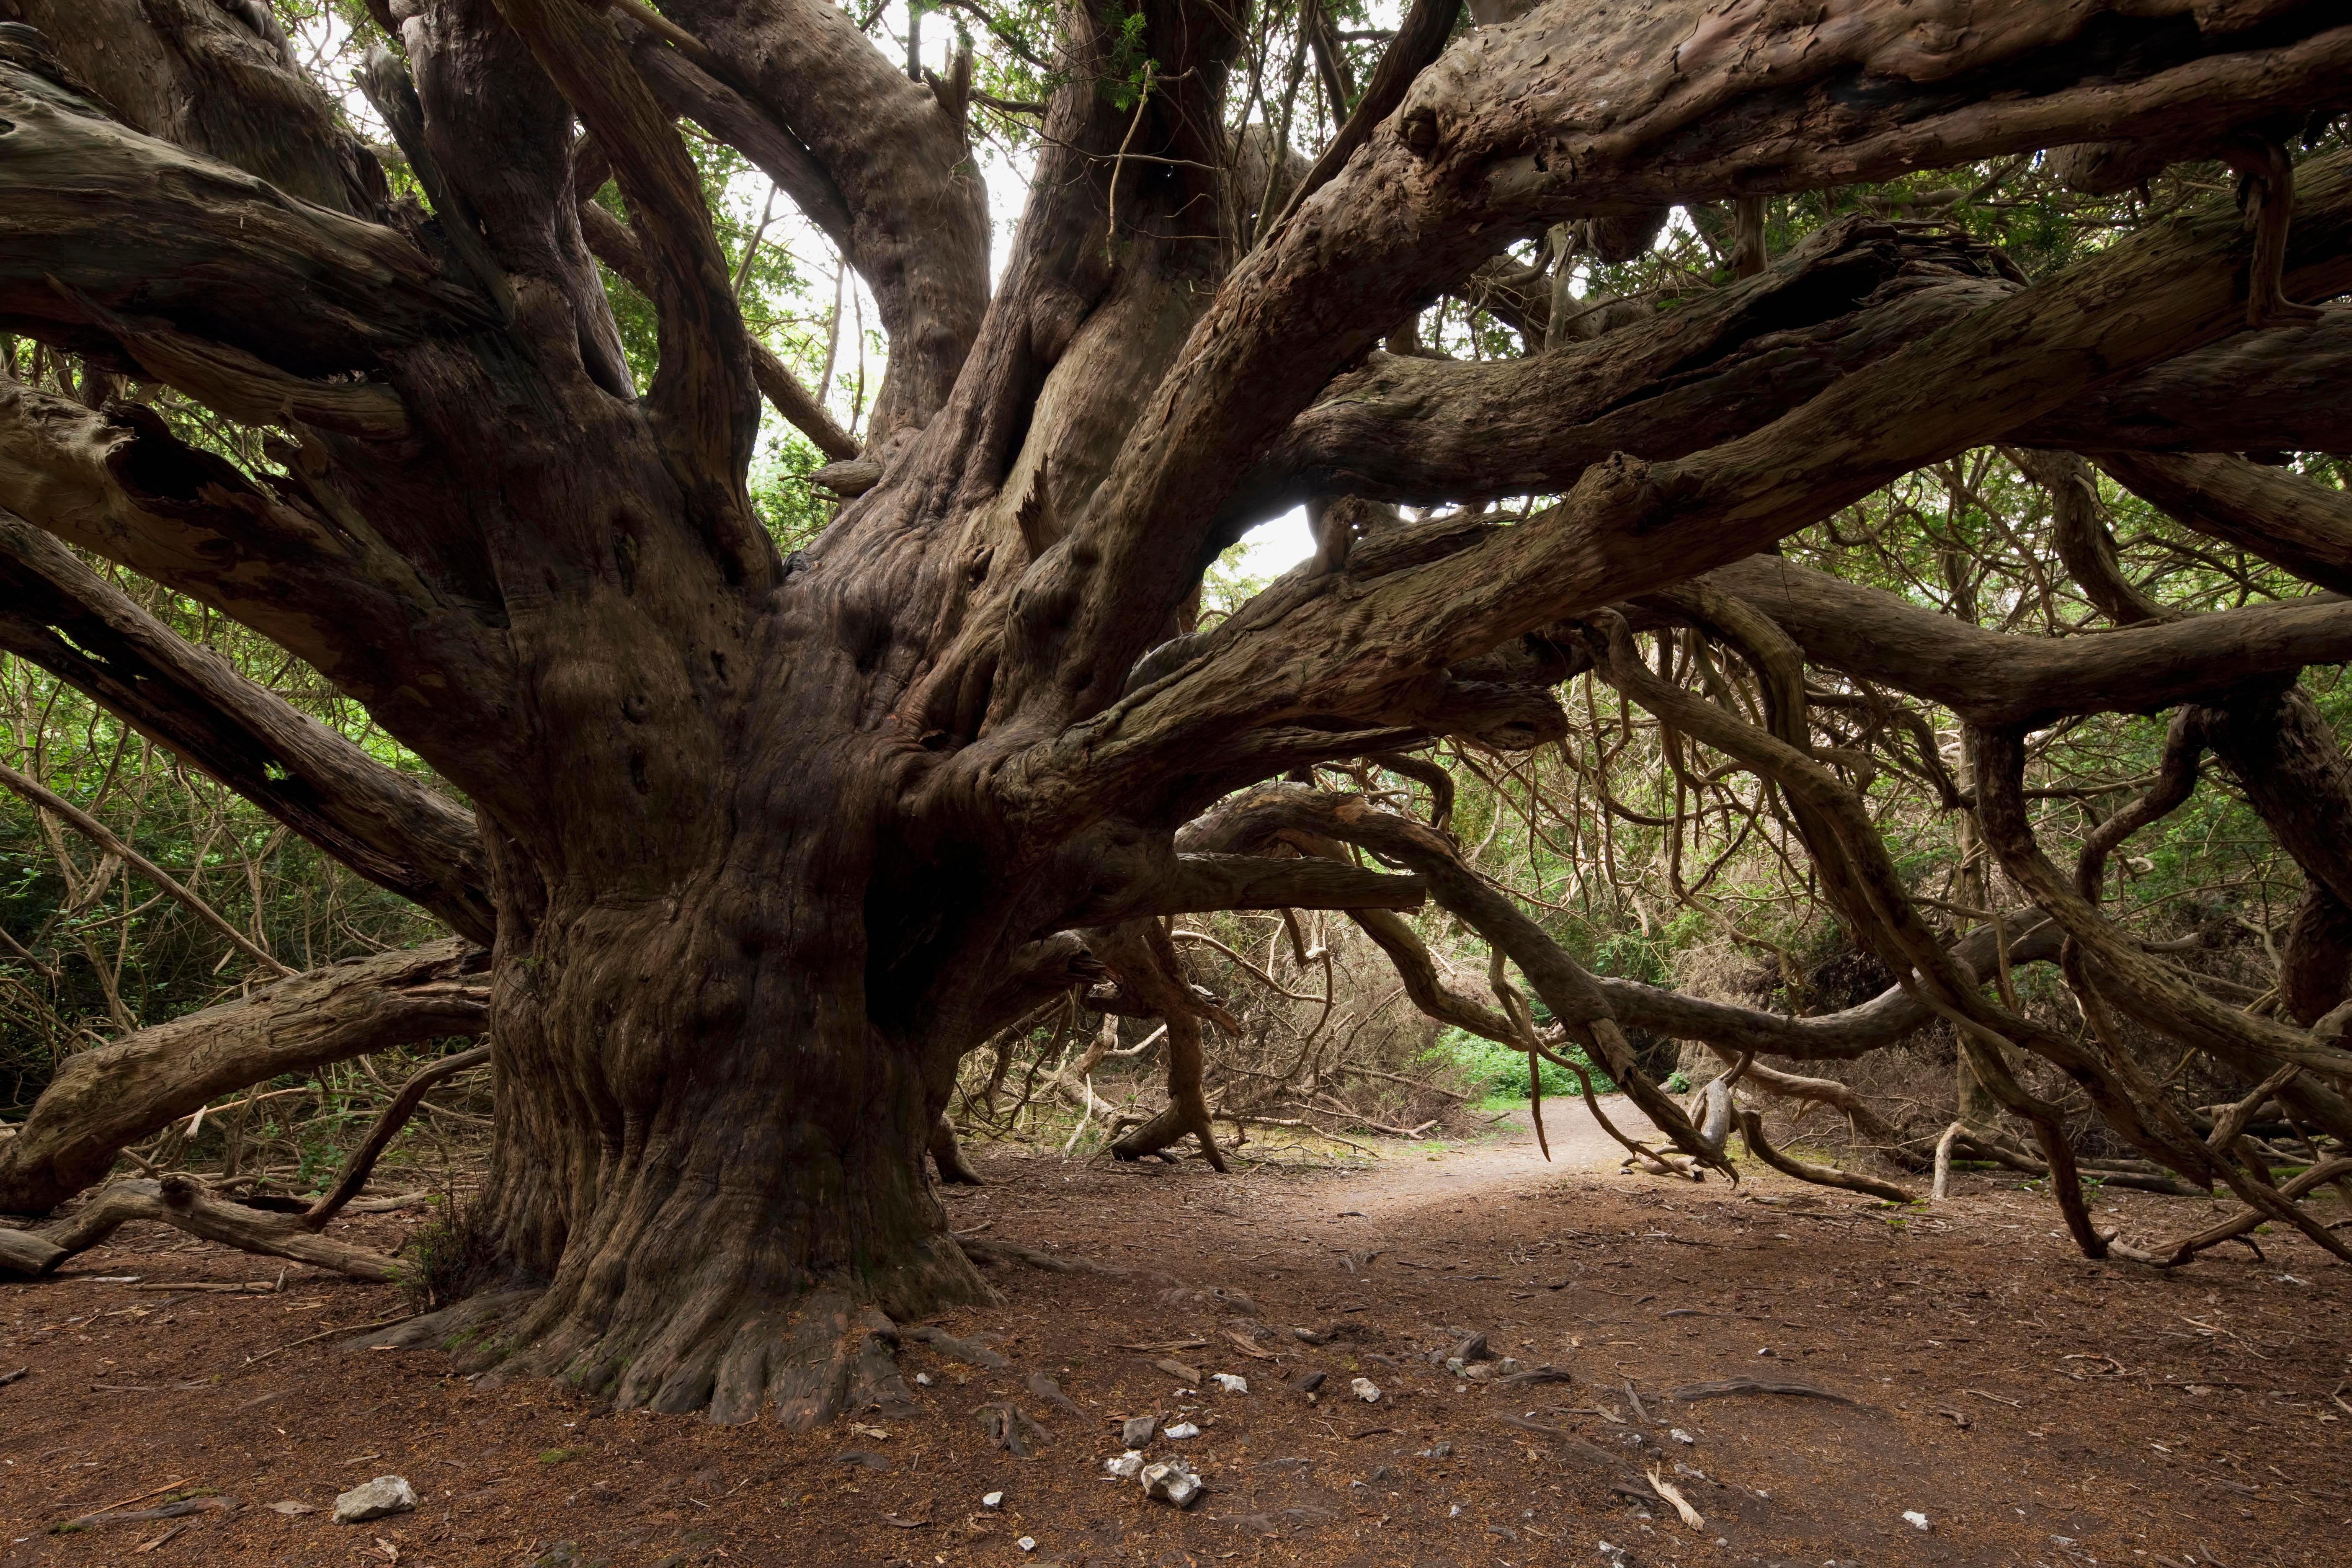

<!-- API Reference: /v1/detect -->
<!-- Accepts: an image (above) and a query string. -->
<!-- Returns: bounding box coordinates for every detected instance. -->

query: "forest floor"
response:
[2,1103,2348,1568]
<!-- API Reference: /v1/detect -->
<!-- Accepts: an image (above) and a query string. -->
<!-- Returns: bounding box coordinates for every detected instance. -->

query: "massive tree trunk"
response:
[5,0,2352,1415]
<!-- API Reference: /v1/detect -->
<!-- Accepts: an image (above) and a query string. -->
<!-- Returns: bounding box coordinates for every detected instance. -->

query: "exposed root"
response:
[38,1174,400,1280]
[929,1113,985,1185]
[902,1322,1009,1368]
[975,1400,1050,1455]
[344,1287,540,1352]
[958,1234,1138,1277]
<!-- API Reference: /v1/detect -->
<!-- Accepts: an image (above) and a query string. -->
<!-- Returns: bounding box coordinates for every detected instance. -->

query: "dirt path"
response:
[4,1114,2348,1568]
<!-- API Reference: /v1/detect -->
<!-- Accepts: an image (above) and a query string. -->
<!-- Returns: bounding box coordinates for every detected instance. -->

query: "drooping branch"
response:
[2199,684,2352,922]
[0,513,496,941]
[1186,784,1730,1173]
[1092,920,1230,1171]
[1968,723,2352,1261]
[0,939,489,1217]
[304,1044,492,1229]
[1696,554,2352,728]
[1592,919,2065,1065]
[1968,724,2352,1085]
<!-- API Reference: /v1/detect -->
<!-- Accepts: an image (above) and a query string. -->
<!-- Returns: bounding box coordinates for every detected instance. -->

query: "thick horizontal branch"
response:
[1002,149,2352,839]
[0,54,492,374]
[979,0,2352,739]
[1149,853,1426,916]
[2021,308,2352,455]
[1700,554,2352,728]
[2096,450,2352,596]
[0,514,495,941]
[1455,2,2352,222]
[0,1,388,218]
[1254,231,2351,522]
[0,939,488,1217]
[1244,218,2016,518]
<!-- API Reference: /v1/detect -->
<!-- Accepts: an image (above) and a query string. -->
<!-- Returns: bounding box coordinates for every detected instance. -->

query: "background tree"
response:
[3,0,2352,1425]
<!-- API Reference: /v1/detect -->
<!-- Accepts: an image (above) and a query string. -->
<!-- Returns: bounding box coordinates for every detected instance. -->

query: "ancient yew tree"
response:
[3,0,2352,1423]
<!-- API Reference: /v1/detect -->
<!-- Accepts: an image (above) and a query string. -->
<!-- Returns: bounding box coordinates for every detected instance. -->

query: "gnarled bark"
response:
[8,0,2352,1416]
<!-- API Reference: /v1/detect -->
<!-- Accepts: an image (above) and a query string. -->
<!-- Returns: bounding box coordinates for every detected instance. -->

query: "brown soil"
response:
[3,1104,2348,1568]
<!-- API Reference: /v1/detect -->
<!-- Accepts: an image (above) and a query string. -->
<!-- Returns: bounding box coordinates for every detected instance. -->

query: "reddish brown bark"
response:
[4,0,2351,1409]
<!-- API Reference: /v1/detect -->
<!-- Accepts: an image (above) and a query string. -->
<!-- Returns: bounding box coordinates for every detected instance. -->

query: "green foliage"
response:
[1424,1027,1613,1105]
[1198,542,1271,625]
[398,1194,497,1317]
[1098,4,1155,110]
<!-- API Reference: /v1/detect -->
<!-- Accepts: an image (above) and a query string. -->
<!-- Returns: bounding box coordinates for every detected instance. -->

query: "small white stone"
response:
[1163,1421,1202,1439]
[1210,1372,1248,1394]
[1350,1377,1382,1403]
[1105,1451,1146,1479]
[1670,1428,1695,1445]
[982,1491,1004,1508]
[331,1476,415,1526]
[1018,1537,1037,1551]
[914,1372,933,1386]
[1903,1510,1930,1531]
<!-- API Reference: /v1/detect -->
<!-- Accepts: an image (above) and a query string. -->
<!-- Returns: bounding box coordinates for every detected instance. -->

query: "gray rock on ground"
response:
[332,1475,416,1524]
[1139,1458,1202,1508]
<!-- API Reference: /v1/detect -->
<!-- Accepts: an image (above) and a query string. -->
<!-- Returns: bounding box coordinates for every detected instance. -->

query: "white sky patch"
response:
[1236,506,1315,575]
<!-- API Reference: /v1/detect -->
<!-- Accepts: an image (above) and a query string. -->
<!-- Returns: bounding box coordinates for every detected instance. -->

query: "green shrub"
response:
[1424,1027,1615,1104]
[398,1193,495,1316]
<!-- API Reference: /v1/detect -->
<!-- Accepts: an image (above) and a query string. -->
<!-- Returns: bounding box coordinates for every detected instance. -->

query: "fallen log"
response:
[0,1225,65,1279]
[0,939,488,1217]
[38,1174,400,1282]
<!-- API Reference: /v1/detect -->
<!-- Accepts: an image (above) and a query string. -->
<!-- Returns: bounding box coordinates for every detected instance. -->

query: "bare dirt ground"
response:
[4,1101,2348,1568]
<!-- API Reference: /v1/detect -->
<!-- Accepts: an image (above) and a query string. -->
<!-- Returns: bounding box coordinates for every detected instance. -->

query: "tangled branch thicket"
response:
[3,0,2352,1423]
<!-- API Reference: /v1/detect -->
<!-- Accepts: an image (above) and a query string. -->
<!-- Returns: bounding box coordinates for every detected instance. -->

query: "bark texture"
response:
[0,941,488,1216]
[5,0,2352,1411]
